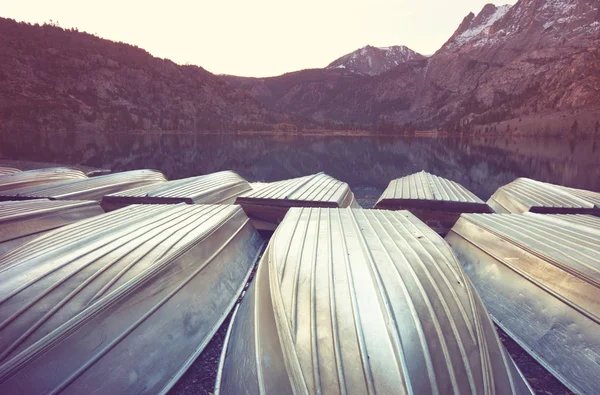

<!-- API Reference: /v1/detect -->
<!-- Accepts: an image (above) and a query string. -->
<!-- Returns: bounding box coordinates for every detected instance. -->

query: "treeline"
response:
[255,119,419,135]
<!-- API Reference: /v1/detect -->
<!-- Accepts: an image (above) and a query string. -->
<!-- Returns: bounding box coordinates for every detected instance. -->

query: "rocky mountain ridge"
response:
[227,0,600,131]
[1,0,599,140]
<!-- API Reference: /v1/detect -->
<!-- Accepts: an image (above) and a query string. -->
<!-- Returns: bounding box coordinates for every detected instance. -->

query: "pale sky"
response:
[2,0,517,77]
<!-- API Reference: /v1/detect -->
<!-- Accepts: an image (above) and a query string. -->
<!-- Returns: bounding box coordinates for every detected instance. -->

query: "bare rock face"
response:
[441,4,512,51]
[326,45,426,76]
[418,0,600,126]
[227,0,600,130]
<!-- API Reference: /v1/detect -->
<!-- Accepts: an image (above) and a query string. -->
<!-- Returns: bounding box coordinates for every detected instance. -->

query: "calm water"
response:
[3,133,600,204]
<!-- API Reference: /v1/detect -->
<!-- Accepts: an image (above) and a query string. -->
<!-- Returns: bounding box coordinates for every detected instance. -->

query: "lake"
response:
[2,133,599,205]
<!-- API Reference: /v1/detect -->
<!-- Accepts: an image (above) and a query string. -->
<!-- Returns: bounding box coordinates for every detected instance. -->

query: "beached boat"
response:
[0,167,87,192]
[374,171,493,235]
[445,213,600,394]
[0,199,104,257]
[0,161,110,176]
[0,204,264,394]
[0,167,21,176]
[216,207,532,395]
[487,177,600,214]
[101,170,251,211]
[0,169,166,202]
[235,172,359,230]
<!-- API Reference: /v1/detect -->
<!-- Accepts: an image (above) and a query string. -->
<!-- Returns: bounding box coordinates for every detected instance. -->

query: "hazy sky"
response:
[2,0,517,77]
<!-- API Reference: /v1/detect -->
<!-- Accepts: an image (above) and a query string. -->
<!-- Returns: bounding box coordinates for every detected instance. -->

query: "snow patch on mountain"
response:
[449,4,512,49]
[326,45,425,76]
[540,0,599,33]
[541,0,577,13]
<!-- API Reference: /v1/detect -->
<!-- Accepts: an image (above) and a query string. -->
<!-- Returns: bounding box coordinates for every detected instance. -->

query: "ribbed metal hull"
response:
[0,167,21,176]
[0,204,264,394]
[217,208,532,395]
[446,213,600,394]
[374,171,492,235]
[0,169,166,202]
[487,177,600,215]
[101,170,251,211]
[0,167,87,193]
[236,172,358,229]
[0,199,104,257]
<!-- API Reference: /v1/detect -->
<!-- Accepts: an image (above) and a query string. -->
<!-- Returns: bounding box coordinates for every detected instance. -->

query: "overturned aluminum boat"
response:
[101,170,251,211]
[0,199,104,257]
[446,213,600,394]
[0,203,264,394]
[236,172,359,230]
[487,177,600,214]
[0,169,166,202]
[0,167,87,193]
[0,167,21,176]
[216,207,532,395]
[374,171,492,235]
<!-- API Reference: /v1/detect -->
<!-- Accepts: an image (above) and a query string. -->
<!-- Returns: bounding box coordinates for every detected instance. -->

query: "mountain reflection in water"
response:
[3,134,599,204]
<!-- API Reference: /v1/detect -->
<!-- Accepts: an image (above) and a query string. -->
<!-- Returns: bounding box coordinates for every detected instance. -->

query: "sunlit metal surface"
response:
[101,170,250,211]
[0,204,264,394]
[217,208,532,395]
[236,172,359,229]
[374,171,492,235]
[0,169,166,202]
[0,199,104,257]
[0,167,21,176]
[487,177,600,214]
[559,185,600,208]
[446,213,600,394]
[0,167,87,192]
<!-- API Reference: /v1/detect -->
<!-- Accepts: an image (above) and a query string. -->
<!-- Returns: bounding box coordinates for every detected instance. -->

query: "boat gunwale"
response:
[453,214,600,294]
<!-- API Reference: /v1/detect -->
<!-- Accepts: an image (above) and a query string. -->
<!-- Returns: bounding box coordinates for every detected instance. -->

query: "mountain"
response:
[227,0,600,132]
[0,17,291,148]
[416,0,600,128]
[2,0,599,142]
[222,44,426,122]
[442,0,599,51]
[326,45,425,76]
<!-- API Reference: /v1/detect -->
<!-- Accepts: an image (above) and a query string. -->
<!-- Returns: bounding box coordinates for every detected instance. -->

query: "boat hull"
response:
[101,170,251,212]
[0,169,166,202]
[487,177,600,215]
[446,214,600,394]
[217,208,532,395]
[0,204,264,394]
[0,200,104,257]
[374,199,492,235]
[236,173,358,230]
[374,172,492,235]
[0,168,87,193]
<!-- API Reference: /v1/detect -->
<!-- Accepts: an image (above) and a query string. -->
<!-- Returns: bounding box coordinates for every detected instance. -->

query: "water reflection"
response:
[3,133,599,203]
[111,134,600,200]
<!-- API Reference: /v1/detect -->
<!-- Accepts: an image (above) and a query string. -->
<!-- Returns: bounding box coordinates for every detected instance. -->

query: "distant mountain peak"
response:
[326,45,425,76]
